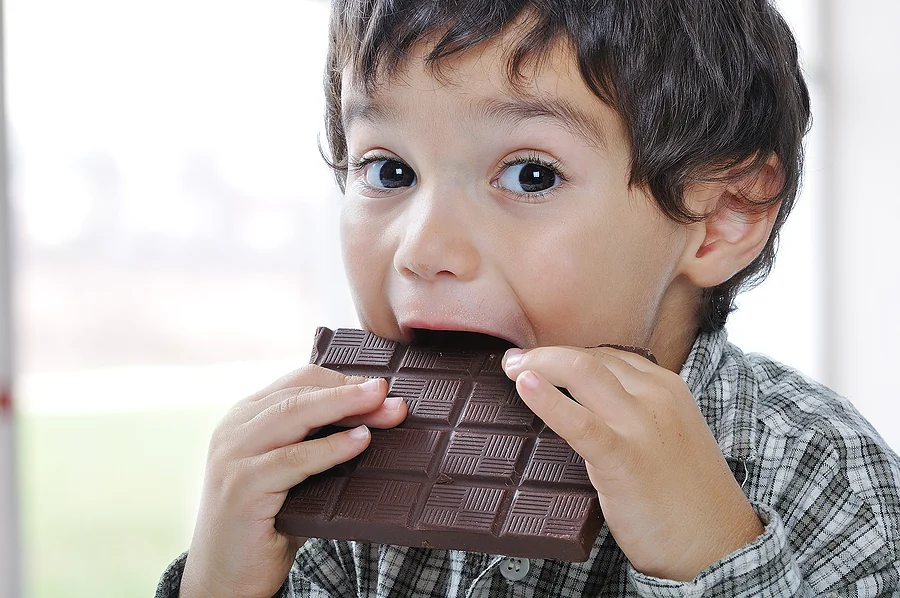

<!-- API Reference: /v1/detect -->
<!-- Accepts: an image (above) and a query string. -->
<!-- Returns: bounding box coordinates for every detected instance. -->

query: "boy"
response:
[157,0,900,596]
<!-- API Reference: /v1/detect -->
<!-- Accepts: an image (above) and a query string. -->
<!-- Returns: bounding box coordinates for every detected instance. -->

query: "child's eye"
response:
[493,159,564,197]
[361,158,417,189]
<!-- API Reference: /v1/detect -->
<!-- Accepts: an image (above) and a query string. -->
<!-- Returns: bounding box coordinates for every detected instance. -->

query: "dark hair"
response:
[323,0,811,332]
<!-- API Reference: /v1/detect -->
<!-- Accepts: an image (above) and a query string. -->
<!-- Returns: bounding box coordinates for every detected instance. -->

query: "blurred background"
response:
[0,0,898,596]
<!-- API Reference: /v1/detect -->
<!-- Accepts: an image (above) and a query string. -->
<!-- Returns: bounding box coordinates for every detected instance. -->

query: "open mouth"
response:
[409,328,517,351]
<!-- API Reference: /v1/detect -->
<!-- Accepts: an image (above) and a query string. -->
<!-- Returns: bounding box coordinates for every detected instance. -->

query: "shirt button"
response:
[499,557,530,582]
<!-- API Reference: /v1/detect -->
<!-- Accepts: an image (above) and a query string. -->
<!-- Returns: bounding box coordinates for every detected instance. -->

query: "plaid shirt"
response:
[157,329,900,597]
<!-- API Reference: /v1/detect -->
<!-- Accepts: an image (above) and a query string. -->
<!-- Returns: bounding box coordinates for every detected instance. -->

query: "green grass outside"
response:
[16,408,225,598]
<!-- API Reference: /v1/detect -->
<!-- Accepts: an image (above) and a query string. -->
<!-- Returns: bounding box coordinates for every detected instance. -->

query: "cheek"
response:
[508,227,606,337]
[507,215,673,344]
[340,202,388,308]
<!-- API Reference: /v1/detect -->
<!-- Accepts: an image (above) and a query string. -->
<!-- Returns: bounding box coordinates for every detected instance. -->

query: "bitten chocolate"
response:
[275,327,606,561]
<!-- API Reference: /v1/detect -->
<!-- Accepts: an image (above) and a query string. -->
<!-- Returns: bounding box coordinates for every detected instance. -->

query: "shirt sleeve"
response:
[155,551,189,598]
[289,538,359,596]
[154,540,356,598]
[153,551,299,598]
[627,422,900,598]
[626,503,815,597]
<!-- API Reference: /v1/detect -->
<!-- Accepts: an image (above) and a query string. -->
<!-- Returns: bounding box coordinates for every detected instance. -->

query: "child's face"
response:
[339,36,698,351]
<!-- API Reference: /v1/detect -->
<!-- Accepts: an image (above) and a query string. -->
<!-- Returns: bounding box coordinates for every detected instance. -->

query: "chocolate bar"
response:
[275,327,605,561]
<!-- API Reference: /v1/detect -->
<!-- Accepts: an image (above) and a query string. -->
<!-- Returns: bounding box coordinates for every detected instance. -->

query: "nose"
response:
[393,189,481,281]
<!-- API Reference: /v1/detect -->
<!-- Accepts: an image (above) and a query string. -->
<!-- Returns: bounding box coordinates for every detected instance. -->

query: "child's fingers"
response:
[577,348,664,397]
[591,345,659,373]
[504,346,636,420]
[250,425,372,494]
[520,345,682,407]
[514,370,617,462]
[225,365,374,427]
[332,397,408,429]
[246,364,372,404]
[240,379,389,454]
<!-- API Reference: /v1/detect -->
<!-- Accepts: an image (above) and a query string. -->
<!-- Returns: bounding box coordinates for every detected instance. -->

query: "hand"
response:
[179,365,407,598]
[502,346,763,581]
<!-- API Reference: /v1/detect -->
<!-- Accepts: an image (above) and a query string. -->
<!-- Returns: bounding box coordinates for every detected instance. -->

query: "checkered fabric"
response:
[157,329,900,597]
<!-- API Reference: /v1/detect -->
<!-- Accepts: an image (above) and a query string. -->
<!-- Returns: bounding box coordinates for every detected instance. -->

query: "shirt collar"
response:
[679,328,759,466]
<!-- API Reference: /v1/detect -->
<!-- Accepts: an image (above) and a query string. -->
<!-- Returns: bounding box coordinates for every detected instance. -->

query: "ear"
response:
[678,156,783,288]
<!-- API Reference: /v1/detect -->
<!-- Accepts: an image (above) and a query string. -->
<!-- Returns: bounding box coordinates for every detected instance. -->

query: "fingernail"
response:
[383,396,403,410]
[348,425,369,440]
[518,370,540,391]
[358,378,382,393]
[504,349,524,370]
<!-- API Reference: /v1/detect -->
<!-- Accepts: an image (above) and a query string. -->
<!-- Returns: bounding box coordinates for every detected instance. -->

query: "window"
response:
[5,1,349,595]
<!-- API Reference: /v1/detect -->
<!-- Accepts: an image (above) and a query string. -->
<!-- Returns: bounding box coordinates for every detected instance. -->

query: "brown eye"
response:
[363,159,416,189]
[497,162,560,194]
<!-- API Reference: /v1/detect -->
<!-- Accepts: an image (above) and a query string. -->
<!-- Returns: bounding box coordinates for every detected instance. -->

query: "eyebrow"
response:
[471,96,608,149]
[342,94,608,149]
[342,95,401,129]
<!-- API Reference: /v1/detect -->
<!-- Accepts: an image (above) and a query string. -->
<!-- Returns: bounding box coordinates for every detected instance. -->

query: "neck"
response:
[647,276,703,373]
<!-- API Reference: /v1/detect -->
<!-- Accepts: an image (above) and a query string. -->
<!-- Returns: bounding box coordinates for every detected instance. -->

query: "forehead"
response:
[340,36,621,150]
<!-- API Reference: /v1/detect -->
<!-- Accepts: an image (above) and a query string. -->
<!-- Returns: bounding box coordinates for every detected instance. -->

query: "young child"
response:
[157,1,900,596]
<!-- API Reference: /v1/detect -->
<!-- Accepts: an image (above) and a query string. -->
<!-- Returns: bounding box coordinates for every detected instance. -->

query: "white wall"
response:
[824,1,900,445]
